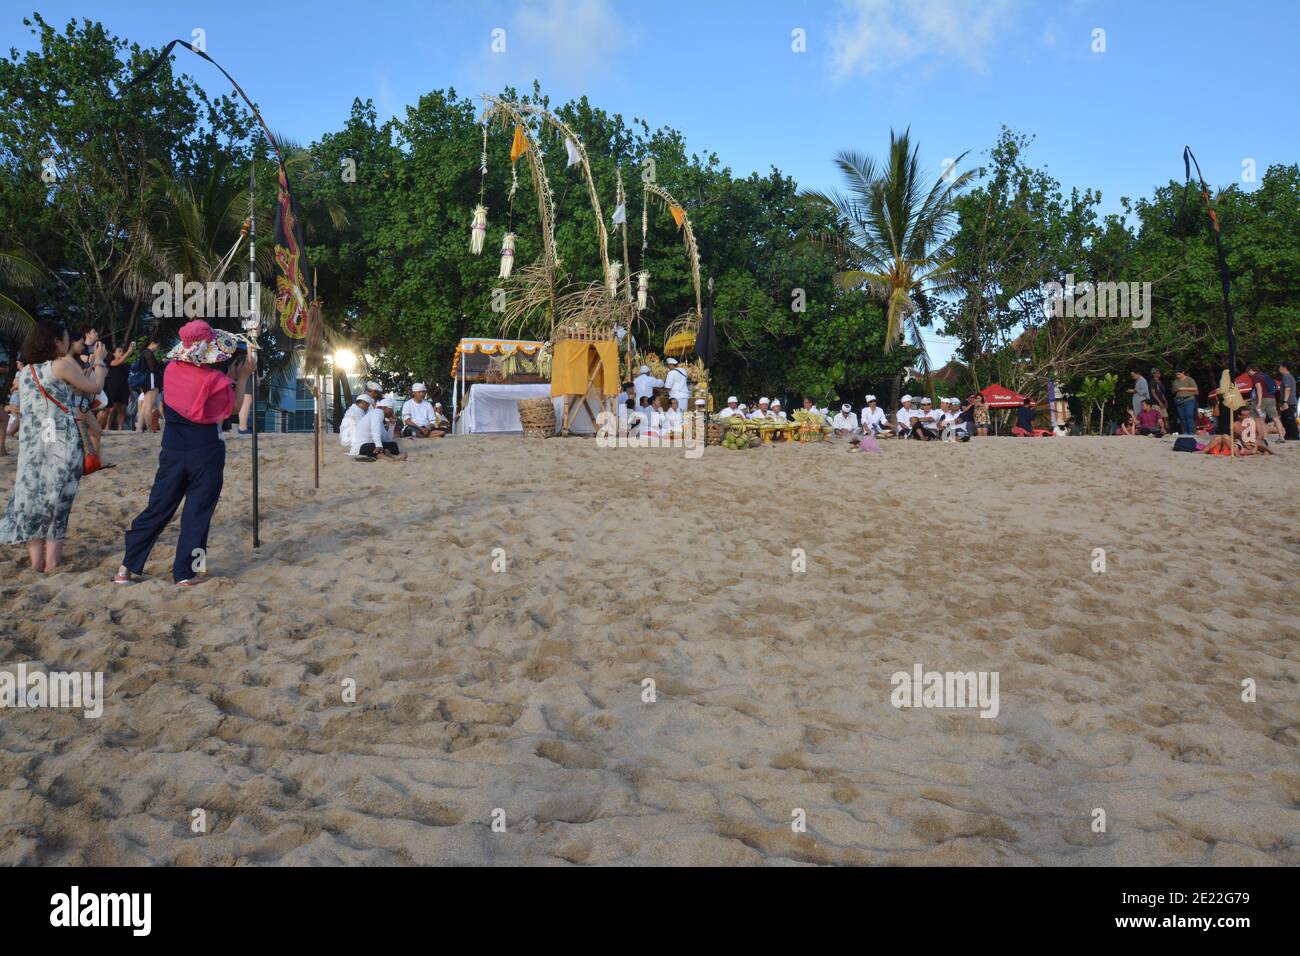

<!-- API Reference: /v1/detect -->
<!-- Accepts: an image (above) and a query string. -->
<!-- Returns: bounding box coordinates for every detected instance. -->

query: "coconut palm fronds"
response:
[0,250,42,343]
[554,280,635,339]
[498,261,557,340]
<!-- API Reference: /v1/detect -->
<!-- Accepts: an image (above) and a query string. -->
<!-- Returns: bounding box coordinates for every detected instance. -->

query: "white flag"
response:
[564,137,580,168]
[611,202,626,226]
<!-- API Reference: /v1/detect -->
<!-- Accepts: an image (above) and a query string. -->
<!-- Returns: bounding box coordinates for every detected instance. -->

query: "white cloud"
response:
[509,0,629,83]
[830,0,1017,80]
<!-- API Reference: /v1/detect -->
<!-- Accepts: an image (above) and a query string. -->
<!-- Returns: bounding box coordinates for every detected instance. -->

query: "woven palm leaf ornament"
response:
[498,123,531,278]
[637,178,650,310]
[470,122,489,255]
[1219,369,1247,411]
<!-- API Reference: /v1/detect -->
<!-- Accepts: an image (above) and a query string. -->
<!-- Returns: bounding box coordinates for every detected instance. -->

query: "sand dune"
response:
[1,430,1297,865]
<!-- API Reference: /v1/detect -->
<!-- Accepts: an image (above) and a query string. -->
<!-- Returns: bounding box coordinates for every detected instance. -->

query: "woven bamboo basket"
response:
[517,396,556,438]
[705,421,725,445]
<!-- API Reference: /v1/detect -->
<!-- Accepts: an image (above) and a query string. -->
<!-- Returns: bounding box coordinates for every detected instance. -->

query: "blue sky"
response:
[5,0,1298,362]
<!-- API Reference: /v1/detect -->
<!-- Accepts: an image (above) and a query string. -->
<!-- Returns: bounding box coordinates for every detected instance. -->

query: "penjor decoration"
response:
[606,262,621,298]
[637,270,649,310]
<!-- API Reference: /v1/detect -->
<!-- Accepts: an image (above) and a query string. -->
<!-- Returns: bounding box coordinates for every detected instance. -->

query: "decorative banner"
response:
[564,137,581,168]
[611,201,626,226]
[669,203,686,228]
[695,294,718,369]
[272,165,313,339]
[510,125,529,164]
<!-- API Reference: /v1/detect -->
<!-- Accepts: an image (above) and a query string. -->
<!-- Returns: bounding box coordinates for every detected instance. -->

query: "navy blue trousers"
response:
[123,441,225,582]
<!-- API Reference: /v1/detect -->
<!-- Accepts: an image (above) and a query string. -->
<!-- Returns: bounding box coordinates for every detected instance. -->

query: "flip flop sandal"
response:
[112,572,134,585]
[175,575,209,588]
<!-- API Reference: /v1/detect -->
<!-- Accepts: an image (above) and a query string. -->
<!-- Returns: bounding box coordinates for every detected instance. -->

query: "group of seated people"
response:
[839,393,991,441]
[339,380,448,462]
[712,392,990,441]
[616,386,708,438]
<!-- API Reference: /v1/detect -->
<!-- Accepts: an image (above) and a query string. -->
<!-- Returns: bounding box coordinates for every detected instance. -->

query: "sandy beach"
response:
[1,430,1297,866]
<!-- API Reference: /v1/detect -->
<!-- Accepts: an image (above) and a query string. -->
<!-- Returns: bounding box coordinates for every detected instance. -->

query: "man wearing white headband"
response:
[832,403,858,436]
[340,392,372,451]
[717,395,741,421]
[860,394,887,435]
[916,396,942,440]
[633,364,662,404]
[401,383,439,438]
[350,395,406,462]
[770,399,786,422]
[750,397,772,420]
[895,395,917,438]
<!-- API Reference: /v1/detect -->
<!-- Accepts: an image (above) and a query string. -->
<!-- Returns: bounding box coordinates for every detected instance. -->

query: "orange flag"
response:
[669,203,685,228]
[510,125,528,164]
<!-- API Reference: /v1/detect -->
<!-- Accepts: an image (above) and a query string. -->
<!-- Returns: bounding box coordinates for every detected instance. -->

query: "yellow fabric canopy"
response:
[664,331,696,356]
[450,338,543,378]
[549,339,619,397]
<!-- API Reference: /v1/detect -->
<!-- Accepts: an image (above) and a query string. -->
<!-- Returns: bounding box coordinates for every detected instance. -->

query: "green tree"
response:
[0,13,250,340]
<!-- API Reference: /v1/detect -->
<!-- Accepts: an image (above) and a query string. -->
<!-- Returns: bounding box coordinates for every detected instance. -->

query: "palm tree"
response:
[803,128,974,379]
[0,250,42,345]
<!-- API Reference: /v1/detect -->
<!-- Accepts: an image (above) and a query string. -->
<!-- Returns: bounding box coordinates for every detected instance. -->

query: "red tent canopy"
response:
[981,383,1027,408]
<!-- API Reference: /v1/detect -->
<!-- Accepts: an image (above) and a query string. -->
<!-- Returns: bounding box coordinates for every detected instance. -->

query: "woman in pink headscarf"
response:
[114,320,256,586]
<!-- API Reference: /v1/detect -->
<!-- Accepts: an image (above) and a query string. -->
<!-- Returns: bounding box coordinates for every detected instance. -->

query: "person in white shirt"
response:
[664,358,690,412]
[663,397,683,437]
[633,365,662,404]
[401,383,439,437]
[860,395,887,435]
[339,393,372,450]
[351,397,406,461]
[895,395,917,438]
[642,395,665,438]
[831,403,858,436]
[940,397,967,442]
[770,399,787,422]
[431,402,450,431]
[916,397,942,440]
[717,396,742,420]
[751,397,772,420]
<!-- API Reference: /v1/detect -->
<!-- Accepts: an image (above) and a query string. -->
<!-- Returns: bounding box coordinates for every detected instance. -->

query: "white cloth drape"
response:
[462,383,600,434]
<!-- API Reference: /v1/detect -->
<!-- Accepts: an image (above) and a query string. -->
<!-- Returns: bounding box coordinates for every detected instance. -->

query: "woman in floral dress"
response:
[0,320,108,572]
